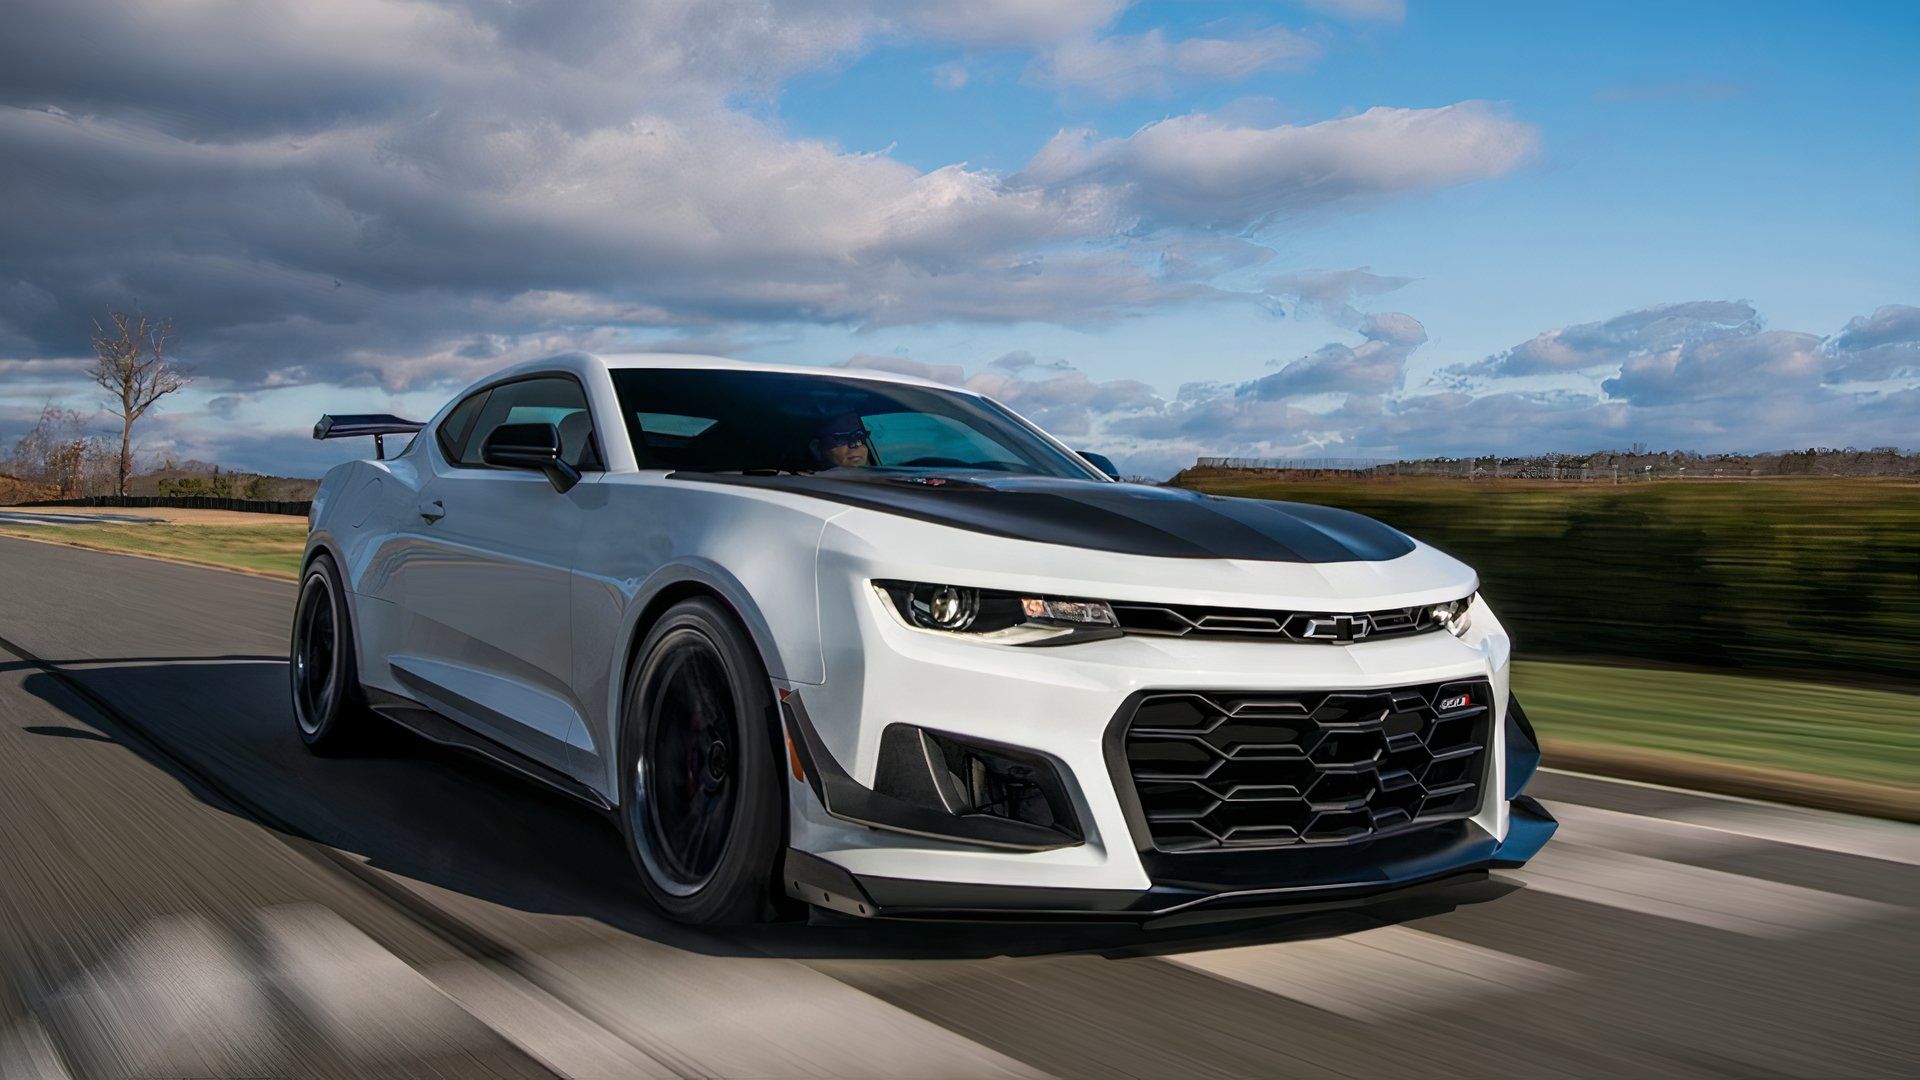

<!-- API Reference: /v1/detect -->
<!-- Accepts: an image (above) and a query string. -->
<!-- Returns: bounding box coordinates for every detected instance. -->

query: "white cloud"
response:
[1828,304,1920,380]
[1033,26,1320,100]
[886,301,1919,476]
[1468,300,1759,378]
[0,0,1541,408]
[1357,310,1427,347]
[931,61,970,90]
[1248,312,1426,399]
[0,102,1183,386]
[12,2,1907,476]
[1,45,1531,394]
[1603,330,1829,406]
[1267,266,1414,327]
[902,0,1128,47]
[1296,0,1406,24]
[1015,104,1539,228]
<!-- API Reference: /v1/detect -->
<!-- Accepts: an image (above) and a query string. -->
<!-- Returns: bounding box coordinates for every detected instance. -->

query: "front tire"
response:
[289,552,376,754]
[618,598,784,924]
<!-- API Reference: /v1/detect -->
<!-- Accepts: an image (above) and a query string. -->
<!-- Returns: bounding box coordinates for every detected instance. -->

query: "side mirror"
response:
[1077,450,1121,480]
[481,422,580,493]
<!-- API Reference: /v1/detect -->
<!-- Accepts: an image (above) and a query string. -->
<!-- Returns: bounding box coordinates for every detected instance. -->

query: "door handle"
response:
[418,499,445,523]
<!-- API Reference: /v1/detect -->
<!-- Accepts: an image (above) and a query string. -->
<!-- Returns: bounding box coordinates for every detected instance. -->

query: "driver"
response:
[809,413,873,468]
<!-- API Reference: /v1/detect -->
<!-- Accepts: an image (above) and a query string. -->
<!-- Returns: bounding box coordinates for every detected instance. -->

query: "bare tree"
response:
[89,309,188,496]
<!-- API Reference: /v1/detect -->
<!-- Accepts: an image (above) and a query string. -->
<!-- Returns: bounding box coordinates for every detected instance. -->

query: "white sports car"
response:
[294,352,1556,924]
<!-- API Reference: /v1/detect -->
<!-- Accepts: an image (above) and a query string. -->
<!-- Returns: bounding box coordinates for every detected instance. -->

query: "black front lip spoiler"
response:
[785,796,1558,923]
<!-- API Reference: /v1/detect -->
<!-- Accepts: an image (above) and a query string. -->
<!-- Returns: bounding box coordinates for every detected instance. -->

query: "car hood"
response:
[671,470,1416,563]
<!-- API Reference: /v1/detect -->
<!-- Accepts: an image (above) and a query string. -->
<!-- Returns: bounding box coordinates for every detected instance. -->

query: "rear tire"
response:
[290,552,376,754]
[618,598,784,924]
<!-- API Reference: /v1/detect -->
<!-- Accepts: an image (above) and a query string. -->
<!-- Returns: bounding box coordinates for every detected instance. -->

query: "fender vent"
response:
[1116,681,1492,851]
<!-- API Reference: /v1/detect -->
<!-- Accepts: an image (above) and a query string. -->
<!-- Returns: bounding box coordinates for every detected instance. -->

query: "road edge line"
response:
[0,530,297,582]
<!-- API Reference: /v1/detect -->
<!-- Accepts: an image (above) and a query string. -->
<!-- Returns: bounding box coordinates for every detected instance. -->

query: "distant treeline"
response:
[1171,474,1920,687]
[0,452,319,505]
[1194,446,1920,480]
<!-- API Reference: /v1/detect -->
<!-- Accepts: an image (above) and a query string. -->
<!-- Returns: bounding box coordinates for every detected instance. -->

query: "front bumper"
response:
[785,582,1555,919]
[787,795,1557,921]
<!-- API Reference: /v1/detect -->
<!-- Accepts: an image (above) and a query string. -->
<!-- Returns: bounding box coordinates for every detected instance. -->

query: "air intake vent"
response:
[1115,681,1492,851]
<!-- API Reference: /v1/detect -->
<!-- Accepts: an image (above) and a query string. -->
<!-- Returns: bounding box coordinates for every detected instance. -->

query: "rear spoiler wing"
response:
[313,414,426,460]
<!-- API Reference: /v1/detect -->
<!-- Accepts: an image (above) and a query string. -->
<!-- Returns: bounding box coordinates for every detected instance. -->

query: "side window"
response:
[435,390,490,463]
[457,376,601,470]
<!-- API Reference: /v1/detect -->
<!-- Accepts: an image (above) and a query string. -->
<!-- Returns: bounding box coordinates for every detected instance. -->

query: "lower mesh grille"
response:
[1117,680,1492,851]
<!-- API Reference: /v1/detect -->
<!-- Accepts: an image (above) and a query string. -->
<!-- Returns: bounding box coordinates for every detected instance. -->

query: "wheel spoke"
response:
[293,580,338,733]
[638,632,740,891]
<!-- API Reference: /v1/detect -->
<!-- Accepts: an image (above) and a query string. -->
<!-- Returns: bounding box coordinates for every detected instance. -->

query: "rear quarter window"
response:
[435,391,489,461]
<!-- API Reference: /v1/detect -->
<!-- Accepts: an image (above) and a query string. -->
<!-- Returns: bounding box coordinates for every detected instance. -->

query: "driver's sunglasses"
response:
[822,427,870,448]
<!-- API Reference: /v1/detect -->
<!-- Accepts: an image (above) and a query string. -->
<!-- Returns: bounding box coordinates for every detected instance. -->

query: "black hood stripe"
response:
[670,471,1415,563]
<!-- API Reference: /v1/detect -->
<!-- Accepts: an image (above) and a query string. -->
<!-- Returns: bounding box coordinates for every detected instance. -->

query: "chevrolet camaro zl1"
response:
[293,352,1556,924]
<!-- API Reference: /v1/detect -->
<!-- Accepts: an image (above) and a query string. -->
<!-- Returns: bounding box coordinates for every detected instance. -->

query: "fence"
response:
[1197,457,1396,471]
[1190,457,1816,482]
[1195,456,1615,479]
[21,495,312,517]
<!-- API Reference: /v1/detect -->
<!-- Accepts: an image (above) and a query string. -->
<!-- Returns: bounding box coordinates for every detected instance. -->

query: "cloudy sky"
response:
[1,0,1915,477]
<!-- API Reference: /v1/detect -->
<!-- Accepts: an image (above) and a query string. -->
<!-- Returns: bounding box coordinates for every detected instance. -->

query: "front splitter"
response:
[785,797,1557,923]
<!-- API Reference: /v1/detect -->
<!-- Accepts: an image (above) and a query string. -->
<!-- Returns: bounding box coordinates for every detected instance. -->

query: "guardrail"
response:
[19,495,311,517]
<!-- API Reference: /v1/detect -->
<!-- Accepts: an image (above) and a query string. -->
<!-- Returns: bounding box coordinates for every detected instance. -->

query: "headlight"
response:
[1430,593,1476,637]
[877,582,1119,645]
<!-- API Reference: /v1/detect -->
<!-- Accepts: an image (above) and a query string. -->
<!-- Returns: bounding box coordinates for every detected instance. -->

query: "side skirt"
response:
[366,688,614,813]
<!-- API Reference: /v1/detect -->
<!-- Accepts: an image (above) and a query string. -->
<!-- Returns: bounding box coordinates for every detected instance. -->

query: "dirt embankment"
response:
[0,474,58,506]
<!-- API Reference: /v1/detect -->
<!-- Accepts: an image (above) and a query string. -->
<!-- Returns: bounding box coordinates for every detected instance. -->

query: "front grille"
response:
[1109,602,1439,643]
[1116,680,1492,851]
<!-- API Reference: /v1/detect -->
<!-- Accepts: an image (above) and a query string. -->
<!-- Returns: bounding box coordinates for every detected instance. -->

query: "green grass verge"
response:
[0,523,306,578]
[1514,659,1918,790]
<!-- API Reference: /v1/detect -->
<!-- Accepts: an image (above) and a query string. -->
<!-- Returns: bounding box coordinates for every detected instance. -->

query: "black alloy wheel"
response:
[620,597,783,924]
[641,634,737,890]
[289,553,373,753]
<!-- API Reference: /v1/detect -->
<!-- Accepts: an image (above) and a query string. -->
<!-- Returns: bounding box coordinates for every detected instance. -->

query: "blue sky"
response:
[1,0,1914,476]
[769,1,1917,383]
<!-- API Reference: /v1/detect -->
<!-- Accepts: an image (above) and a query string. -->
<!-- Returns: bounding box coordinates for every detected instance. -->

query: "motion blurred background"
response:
[0,0,1914,1074]
[1171,462,1918,821]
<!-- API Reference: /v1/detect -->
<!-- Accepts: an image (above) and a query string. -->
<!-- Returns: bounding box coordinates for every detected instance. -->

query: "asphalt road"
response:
[1,535,1915,1079]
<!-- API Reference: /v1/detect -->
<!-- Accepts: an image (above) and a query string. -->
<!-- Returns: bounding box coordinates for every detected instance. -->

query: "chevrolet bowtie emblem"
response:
[1302,614,1372,642]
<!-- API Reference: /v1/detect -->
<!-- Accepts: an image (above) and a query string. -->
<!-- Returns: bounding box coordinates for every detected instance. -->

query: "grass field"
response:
[1516,660,1916,801]
[0,521,307,577]
[1173,473,1920,686]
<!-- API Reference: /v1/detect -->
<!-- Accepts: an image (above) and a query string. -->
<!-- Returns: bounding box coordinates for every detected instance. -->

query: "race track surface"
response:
[1,536,1915,1078]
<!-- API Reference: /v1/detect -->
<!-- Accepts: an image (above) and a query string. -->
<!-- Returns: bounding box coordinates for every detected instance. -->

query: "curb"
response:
[0,529,298,583]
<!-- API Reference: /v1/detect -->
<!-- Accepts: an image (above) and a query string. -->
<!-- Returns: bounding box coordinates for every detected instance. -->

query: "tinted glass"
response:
[436,390,489,461]
[609,369,1101,478]
[458,376,599,469]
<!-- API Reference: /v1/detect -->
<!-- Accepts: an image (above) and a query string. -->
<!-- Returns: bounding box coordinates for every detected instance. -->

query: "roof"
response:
[594,352,959,392]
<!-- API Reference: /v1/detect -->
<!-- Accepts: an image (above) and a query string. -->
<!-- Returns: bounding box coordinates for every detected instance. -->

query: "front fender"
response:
[620,557,804,688]
[571,481,838,801]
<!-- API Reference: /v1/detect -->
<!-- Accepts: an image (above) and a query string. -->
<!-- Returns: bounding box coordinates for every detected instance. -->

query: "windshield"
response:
[609,368,1104,479]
